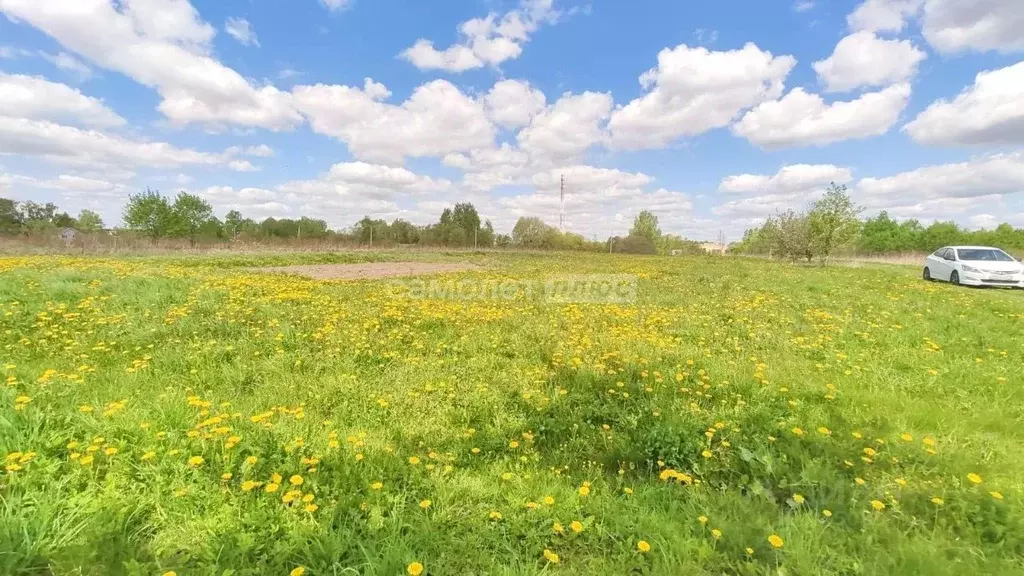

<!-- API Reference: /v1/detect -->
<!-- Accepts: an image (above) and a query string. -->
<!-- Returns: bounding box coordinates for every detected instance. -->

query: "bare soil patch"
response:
[253,261,479,280]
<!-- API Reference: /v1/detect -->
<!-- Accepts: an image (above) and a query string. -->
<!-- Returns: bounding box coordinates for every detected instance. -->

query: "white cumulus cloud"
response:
[608,43,795,150]
[0,0,302,130]
[399,0,559,72]
[904,61,1024,145]
[732,83,911,148]
[0,72,125,128]
[813,31,925,92]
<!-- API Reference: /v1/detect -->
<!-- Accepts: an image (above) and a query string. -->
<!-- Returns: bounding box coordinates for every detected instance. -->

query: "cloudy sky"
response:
[1,0,1022,240]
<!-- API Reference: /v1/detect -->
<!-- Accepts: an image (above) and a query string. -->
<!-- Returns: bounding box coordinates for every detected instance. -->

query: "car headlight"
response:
[962,265,981,273]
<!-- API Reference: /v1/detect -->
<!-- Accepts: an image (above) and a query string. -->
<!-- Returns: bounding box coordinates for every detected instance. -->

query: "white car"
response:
[923,246,1024,288]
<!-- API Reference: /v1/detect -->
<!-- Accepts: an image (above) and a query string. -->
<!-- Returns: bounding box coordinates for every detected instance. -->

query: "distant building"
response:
[699,242,727,254]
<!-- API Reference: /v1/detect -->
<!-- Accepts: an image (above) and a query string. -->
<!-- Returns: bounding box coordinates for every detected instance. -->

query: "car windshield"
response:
[956,249,1014,262]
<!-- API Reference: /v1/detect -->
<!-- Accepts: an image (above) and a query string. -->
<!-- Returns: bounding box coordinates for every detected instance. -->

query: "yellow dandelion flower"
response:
[900,433,913,442]
[870,500,886,511]
[370,481,383,490]
[265,482,280,493]
[768,534,784,549]
[304,504,318,513]
[543,549,559,564]
[509,440,519,449]
[569,520,584,533]
[290,475,304,486]
[290,568,305,576]
[931,497,944,505]
[792,494,805,504]
[408,456,420,465]
[245,456,258,466]
[711,529,722,539]
[407,562,424,576]
[698,515,708,524]
[241,480,259,492]
[623,487,634,495]
[701,450,713,458]
[419,499,432,509]
[578,485,590,496]
[637,540,651,553]
[489,511,502,520]
[272,472,283,484]
[471,447,480,454]
[855,477,866,485]
[817,427,831,436]
[745,547,755,555]
[967,473,982,484]
[822,509,833,518]
[187,456,204,467]
[990,491,1004,500]
[221,472,232,480]
[553,521,564,533]
[103,447,118,456]
[543,496,555,505]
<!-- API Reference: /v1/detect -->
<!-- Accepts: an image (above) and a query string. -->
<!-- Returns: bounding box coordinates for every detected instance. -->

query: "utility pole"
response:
[369,225,373,248]
[474,227,478,250]
[718,230,726,255]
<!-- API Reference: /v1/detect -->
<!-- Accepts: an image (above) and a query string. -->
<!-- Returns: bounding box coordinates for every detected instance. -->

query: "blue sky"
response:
[1,0,1022,240]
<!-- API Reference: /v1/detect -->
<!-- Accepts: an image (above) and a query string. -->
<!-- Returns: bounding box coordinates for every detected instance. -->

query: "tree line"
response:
[1,190,715,254]
[731,184,1024,261]
[0,198,105,235]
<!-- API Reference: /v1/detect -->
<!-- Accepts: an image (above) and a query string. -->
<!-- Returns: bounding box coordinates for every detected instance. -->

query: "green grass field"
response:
[2,252,1023,575]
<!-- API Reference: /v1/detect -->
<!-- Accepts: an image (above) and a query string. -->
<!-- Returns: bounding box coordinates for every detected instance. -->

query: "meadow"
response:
[1,251,1023,575]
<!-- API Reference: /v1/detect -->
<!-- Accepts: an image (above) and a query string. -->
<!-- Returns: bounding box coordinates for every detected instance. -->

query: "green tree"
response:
[630,210,661,243]
[77,210,104,232]
[224,210,245,238]
[390,219,420,244]
[512,216,553,247]
[355,216,389,244]
[451,203,481,238]
[920,221,963,251]
[169,192,214,247]
[52,212,77,229]
[769,210,813,262]
[808,183,862,263]
[0,198,22,234]
[123,189,173,241]
[478,220,495,248]
[19,201,58,223]
[614,235,657,254]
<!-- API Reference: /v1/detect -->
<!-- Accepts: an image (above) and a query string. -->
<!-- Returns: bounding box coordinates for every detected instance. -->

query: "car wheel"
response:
[923,267,932,281]
[950,271,960,285]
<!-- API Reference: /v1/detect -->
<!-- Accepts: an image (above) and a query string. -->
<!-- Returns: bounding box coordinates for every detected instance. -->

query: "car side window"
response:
[948,249,957,261]
[933,249,944,257]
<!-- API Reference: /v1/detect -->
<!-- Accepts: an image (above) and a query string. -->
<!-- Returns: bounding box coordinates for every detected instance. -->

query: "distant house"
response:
[699,242,727,254]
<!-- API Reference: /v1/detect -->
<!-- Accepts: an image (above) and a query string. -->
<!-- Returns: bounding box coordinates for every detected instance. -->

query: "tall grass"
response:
[1,252,1022,574]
